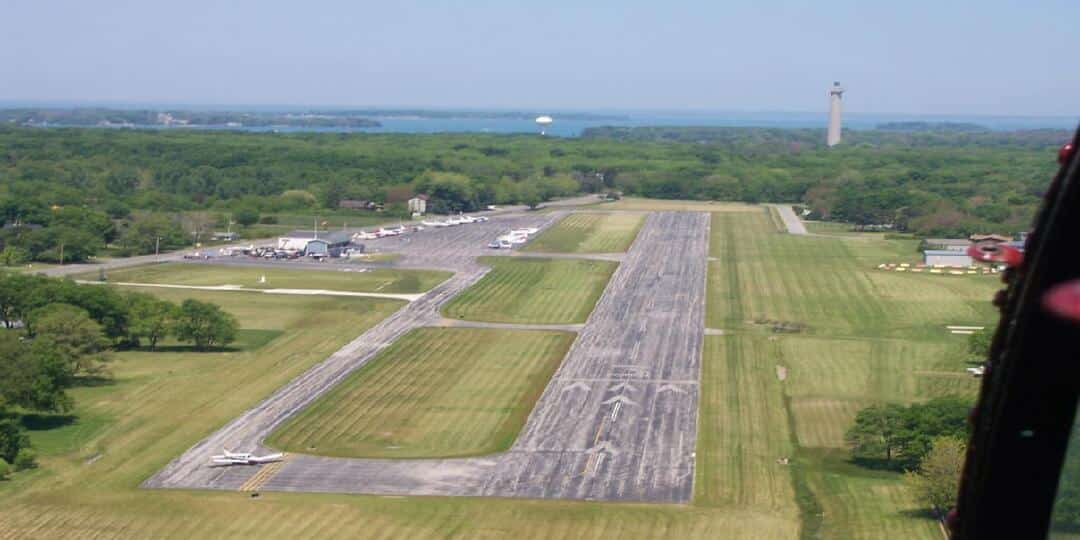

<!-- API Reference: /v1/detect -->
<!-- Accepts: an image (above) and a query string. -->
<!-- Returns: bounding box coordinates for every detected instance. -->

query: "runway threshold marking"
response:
[238,453,291,492]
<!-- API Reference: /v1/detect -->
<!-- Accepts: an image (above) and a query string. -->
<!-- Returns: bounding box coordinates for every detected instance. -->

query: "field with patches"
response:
[268,328,575,458]
[79,262,450,293]
[706,209,995,538]
[442,256,617,324]
[523,212,644,253]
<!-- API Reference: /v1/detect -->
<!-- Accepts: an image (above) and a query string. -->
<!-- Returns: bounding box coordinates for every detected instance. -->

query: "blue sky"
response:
[2,0,1077,115]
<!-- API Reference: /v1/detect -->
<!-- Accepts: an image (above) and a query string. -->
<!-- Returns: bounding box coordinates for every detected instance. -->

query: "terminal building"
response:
[277,230,353,256]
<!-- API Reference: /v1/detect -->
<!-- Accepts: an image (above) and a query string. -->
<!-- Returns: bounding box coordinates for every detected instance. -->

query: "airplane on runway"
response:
[210,449,284,466]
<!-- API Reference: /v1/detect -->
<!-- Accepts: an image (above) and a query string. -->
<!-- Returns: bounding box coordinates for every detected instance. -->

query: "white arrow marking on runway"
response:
[561,381,590,393]
[586,440,620,455]
[608,382,638,393]
[656,384,687,394]
[602,395,639,407]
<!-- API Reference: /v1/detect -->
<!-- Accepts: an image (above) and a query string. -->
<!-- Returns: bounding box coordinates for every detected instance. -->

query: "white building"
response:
[923,250,973,267]
[408,195,428,216]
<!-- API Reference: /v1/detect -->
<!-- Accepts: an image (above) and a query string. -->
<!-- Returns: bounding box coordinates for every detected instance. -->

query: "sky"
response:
[2,0,1078,116]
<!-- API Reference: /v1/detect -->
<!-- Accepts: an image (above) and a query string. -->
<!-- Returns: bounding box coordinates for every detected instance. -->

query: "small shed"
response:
[408,195,429,216]
[924,250,973,267]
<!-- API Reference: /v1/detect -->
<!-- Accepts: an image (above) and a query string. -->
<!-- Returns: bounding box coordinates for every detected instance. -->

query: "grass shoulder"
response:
[442,256,617,324]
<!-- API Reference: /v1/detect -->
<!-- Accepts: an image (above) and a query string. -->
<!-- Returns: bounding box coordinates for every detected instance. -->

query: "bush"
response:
[0,458,10,480]
[258,215,279,225]
[13,448,37,470]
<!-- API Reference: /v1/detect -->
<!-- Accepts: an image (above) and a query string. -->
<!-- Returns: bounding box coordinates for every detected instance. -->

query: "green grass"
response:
[523,213,644,253]
[704,209,996,539]
[0,201,999,539]
[79,262,450,294]
[268,328,574,458]
[442,256,617,324]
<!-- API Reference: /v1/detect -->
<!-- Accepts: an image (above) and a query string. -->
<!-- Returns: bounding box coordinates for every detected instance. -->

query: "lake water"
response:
[229,111,1077,137]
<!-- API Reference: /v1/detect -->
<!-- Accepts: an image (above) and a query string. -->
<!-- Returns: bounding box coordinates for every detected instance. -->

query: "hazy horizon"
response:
[4,0,1078,117]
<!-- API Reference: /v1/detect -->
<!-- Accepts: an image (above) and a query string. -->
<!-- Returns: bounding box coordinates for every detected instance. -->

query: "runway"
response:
[144,211,708,503]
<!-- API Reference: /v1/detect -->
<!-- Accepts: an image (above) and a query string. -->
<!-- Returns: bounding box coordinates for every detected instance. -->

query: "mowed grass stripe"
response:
[443,257,617,324]
[84,262,451,294]
[696,335,800,515]
[706,209,995,539]
[524,212,644,253]
[267,328,575,458]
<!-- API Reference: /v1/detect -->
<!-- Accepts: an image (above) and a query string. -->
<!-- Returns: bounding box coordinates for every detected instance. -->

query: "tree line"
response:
[0,274,237,479]
[0,125,1064,262]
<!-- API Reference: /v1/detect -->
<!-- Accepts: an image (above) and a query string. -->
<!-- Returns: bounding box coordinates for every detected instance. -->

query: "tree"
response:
[968,330,991,360]
[845,403,906,465]
[0,333,73,413]
[174,299,238,350]
[847,397,970,471]
[517,182,542,209]
[126,292,176,350]
[233,206,259,227]
[13,448,36,470]
[904,436,966,517]
[0,245,28,266]
[0,419,28,464]
[32,303,110,376]
[117,214,187,256]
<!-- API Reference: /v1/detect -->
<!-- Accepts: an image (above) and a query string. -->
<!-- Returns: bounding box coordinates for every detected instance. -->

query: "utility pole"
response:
[155,236,161,257]
[58,241,64,266]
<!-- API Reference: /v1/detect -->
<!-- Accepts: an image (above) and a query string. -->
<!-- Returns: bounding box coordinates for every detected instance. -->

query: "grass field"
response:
[78,262,450,294]
[523,213,644,253]
[705,209,995,539]
[0,202,998,539]
[442,256,617,324]
[268,328,574,458]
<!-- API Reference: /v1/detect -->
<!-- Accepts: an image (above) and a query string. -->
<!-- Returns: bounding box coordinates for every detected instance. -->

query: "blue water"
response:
[226,111,1077,137]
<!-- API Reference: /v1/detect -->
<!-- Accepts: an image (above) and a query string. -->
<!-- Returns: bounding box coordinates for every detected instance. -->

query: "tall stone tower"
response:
[827,81,844,147]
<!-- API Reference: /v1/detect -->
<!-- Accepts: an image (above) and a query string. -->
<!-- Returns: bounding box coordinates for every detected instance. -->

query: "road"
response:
[144,210,708,503]
[774,205,808,235]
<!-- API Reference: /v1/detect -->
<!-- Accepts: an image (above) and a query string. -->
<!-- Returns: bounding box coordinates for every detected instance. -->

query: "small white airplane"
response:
[354,230,378,240]
[210,449,284,466]
[510,227,539,236]
[458,215,476,224]
[445,217,464,226]
[421,220,443,228]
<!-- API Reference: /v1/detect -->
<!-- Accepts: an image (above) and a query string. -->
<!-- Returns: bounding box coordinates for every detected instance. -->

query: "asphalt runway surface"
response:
[144,210,708,503]
[775,205,807,235]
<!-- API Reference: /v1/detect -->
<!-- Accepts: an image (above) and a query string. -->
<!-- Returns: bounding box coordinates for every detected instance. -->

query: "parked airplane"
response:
[210,449,284,466]
[354,230,378,240]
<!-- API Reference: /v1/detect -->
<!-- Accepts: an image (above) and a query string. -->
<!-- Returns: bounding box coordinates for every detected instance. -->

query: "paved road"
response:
[774,205,808,235]
[145,211,708,504]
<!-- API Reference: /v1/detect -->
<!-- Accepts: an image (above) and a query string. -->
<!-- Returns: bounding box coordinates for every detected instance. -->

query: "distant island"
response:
[875,121,990,132]
[0,107,629,130]
[0,108,382,129]
[312,109,630,121]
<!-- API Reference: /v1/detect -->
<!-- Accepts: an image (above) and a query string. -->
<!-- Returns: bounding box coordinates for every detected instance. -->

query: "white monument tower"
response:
[827,81,844,147]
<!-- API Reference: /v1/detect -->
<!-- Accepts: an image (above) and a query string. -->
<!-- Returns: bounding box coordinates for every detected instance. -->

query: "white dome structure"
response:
[535,115,553,135]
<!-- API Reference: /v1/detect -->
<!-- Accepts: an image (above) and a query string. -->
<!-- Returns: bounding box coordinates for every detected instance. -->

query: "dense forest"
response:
[0,125,1068,262]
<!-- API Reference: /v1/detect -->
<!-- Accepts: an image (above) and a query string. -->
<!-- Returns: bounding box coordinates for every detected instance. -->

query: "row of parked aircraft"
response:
[488,227,540,249]
[421,214,490,228]
[351,214,491,241]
